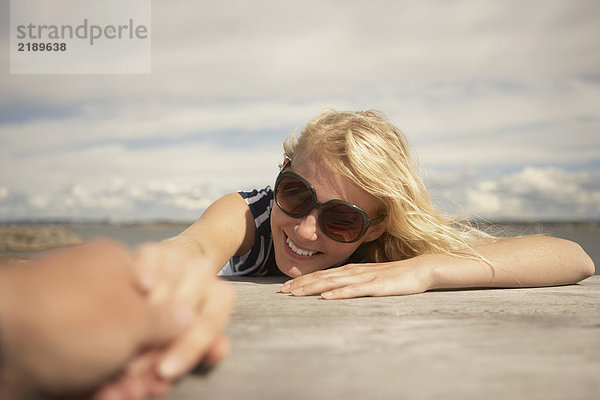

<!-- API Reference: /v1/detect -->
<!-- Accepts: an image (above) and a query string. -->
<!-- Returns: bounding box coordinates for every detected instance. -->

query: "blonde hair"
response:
[283,109,492,263]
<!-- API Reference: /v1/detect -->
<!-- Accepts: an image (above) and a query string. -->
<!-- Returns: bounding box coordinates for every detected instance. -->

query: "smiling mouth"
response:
[286,236,320,257]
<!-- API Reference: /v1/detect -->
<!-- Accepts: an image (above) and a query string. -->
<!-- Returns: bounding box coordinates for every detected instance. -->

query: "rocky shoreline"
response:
[0,225,83,252]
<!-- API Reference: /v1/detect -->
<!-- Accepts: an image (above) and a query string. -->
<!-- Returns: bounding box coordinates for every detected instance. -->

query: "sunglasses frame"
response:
[274,170,385,243]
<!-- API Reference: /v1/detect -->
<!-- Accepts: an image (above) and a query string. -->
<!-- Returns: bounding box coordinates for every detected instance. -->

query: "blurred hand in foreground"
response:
[117,241,235,390]
[0,239,236,400]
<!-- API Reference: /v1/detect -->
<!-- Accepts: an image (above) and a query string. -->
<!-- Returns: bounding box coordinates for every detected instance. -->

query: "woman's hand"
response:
[280,236,595,300]
[131,241,236,378]
[279,256,436,299]
[92,335,231,400]
[88,240,236,400]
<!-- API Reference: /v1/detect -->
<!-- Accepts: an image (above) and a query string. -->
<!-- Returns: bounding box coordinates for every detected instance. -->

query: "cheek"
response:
[270,206,290,248]
[270,206,286,232]
[316,238,363,267]
[325,242,361,259]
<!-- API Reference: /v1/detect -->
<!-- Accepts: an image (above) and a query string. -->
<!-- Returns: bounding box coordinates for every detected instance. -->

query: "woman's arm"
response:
[430,235,594,289]
[135,192,255,282]
[178,192,257,269]
[124,193,250,394]
[280,235,595,299]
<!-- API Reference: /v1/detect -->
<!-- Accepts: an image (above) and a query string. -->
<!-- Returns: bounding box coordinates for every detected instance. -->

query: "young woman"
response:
[135,109,594,301]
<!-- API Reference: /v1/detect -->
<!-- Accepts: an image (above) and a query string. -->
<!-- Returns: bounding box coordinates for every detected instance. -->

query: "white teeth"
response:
[286,237,317,257]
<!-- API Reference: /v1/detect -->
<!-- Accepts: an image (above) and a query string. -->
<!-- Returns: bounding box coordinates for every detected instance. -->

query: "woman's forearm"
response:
[429,235,595,290]
[280,235,594,299]
[165,192,256,275]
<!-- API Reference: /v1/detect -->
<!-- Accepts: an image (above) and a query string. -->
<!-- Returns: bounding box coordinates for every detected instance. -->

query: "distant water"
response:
[3,221,599,275]
[67,223,189,248]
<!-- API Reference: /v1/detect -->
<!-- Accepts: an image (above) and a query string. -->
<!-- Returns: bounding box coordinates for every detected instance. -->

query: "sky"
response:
[1,0,599,222]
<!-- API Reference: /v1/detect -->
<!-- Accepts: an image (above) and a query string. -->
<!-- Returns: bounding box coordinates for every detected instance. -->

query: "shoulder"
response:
[238,186,273,234]
[220,186,277,276]
[239,186,273,207]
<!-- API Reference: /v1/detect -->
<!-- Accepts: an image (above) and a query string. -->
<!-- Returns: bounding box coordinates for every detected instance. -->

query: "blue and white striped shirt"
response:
[218,187,282,276]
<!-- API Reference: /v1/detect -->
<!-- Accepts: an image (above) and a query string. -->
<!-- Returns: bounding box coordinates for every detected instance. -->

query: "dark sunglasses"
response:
[274,170,385,243]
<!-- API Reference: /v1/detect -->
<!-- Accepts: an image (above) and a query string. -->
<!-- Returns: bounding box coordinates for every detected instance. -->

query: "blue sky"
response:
[1,0,599,221]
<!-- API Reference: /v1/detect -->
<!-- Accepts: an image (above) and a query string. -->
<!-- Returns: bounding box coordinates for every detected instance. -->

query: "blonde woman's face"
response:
[270,152,385,277]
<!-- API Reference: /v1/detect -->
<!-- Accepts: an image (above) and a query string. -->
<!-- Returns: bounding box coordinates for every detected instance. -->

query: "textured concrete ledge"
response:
[168,276,600,400]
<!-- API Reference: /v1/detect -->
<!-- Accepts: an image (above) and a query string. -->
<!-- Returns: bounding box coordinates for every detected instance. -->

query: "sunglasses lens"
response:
[276,172,372,243]
[321,203,364,242]
[276,175,314,216]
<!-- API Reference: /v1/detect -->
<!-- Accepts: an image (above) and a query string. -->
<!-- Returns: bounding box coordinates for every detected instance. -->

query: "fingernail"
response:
[280,283,290,292]
[322,291,333,299]
[158,357,181,379]
[291,286,304,295]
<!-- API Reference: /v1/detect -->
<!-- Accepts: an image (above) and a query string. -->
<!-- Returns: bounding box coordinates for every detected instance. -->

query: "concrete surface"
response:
[168,276,600,400]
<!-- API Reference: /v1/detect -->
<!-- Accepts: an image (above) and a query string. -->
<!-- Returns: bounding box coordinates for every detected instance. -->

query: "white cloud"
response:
[1,0,599,221]
[0,101,316,154]
[0,180,219,221]
[3,165,598,222]
[465,167,600,220]
[0,138,284,195]
[4,1,600,102]
[0,139,285,221]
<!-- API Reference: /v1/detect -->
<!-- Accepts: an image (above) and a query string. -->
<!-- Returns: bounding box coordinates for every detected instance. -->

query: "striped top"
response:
[218,187,283,276]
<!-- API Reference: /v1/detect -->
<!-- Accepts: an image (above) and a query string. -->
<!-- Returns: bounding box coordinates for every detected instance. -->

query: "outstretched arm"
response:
[280,235,595,299]
[135,192,256,280]
[111,193,252,394]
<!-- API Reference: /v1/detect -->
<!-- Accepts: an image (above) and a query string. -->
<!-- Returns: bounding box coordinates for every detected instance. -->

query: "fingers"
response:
[280,264,379,297]
[141,256,221,345]
[280,269,337,293]
[133,244,216,308]
[290,275,365,296]
[95,374,145,400]
[290,276,391,300]
[279,262,429,299]
[156,280,236,380]
[131,242,162,294]
[321,281,382,299]
[133,242,188,302]
[109,313,232,399]
[169,257,214,308]
[201,336,231,367]
[131,242,236,384]
[92,367,172,400]
[136,300,194,347]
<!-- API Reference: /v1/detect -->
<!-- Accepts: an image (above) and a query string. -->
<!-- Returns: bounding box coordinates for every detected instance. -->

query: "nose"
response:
[294,210,319,241]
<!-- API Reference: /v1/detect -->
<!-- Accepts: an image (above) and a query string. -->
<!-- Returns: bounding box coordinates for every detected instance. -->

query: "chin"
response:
[278,266,301,278]
[274,254,303,277]
[274,249,321,277]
